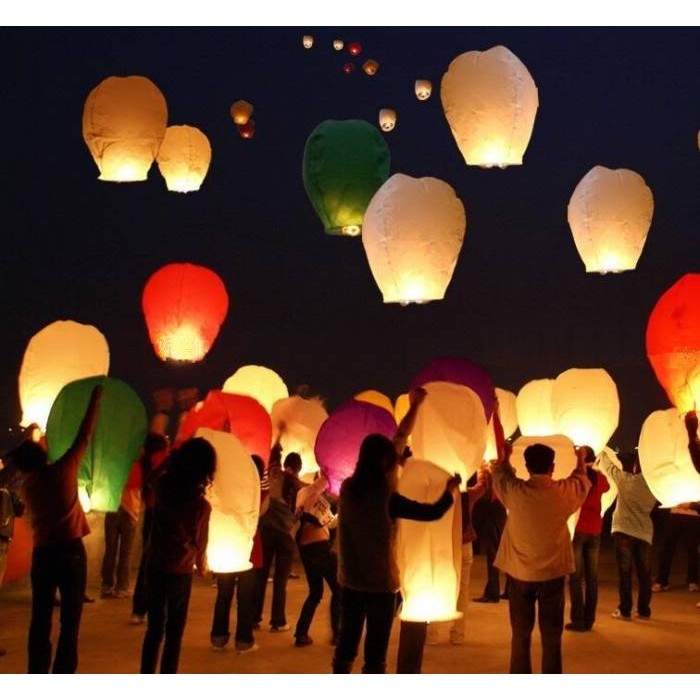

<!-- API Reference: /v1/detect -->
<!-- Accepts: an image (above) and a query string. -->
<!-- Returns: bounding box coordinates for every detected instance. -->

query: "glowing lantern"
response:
[142,262,229,362]
[82,75,168,182]
[440,45,538,167]
[516,379,556,436]
[222,364,288,415]
[394,393,410,427]
[156,125,211,193]
[343,63,355,75]
[354,389,394,415]
[362,174,466,304]
[378,108,397,132]
[397,457,461,622]
[363,60,379,76]
[646,274,700,413]
[567,166,654,273]
[333,39,344,51]
[484,388,518,461]
[230,100,253,126]
[197,428,260,573]
[46,376,147,512]
[639,409,700,507]
[19,320,110,432]
[511,434,577,482]
[348,42,362,56]
[238,120,256,139]
[411,382,487,486]
[3,516,33,584]
[415,80,432,100]
[303,119,390,236]
[302,35,314,49]
[314,399,396,496]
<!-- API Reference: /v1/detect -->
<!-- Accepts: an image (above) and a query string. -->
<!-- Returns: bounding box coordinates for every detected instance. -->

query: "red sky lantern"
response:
[238,120,256,139]
[142,262,229,362]
[348,42,362,56]
[343,62,355,75]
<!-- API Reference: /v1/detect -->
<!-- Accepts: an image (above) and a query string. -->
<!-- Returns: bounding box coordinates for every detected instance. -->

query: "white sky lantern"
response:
[362,173,466,305]
[303,35,314,49]
[411,381,487,487]
[156,125,211,193]
[197,428,260,573]
[484,388,518,461]
[223,364,288,415]
[516,379,556,437]
[639,409,700,507]
[82,75,168,182]
[397,458,461,622]
[415,79,432,100]
[19,320,110,431]
[333,39,344,51]
[378,108,397,132]
[567,166,654,274]
[511,434,577,482]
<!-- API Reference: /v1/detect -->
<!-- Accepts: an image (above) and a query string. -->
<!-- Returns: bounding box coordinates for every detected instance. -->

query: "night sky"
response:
[0,26,697,451]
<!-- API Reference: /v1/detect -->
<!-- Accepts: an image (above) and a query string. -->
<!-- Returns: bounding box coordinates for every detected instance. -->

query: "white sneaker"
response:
[651,583,670,592]
[611,608,631,620]
[236,643,259,654]
[688,583,699,592]
[130,614,145,625]
[270,624,290,632]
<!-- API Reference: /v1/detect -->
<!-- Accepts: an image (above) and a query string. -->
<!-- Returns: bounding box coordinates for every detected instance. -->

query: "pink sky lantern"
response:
[315,399,397,496]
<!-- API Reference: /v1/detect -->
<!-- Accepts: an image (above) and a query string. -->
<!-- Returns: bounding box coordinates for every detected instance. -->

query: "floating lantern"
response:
[315,399,396,496]
[142,262,229,362]
[238,120,256,139]
[343,62,355,75]
[348,42,362,56]
[222,364,288,415]
[511,434,577,482]
[82,75,168,181]
[378,108,397,132]
[197,428,260,573]
[440,45,538,167]
[516,379,556,436]
[567,166,654,273]
[363,60,379,76]
[18,320,110,432]
[415,79,432,100]
[333,39,344,51]
[362,174,466,304]
[156,125,211,193]
[646,273,700,413]
[484,388,518,461]
[46,376,147,512]
[354,389,394,416]
[303,119,390,236]
[230,100,254,126]
[302,35,314,49]
[397,457,461,622]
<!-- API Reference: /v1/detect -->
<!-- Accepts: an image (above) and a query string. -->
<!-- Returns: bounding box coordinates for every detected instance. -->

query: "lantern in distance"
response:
[354,389,394,416]
[82,75,168,181]
[363,174,466,305]
[646,273,700,413]
[415,79,432,100]
[333,39,344,51]
[568,166,654,273]
[348,42,362,56]
[484,388,518,461]
[343,62,355,75]
[363,60,379,76]
[230,100,254,126]
[223,364,289,415]
[516,379,556,437]
[19,320,110,431]
[142,262,229,362]
[378,108,397,132]
[302,35,314,49]
[238,120,256,139]
[440,45,539,167]
[156,125,211,193]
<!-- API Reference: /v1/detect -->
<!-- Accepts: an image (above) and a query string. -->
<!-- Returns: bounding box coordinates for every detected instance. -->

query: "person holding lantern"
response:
[686,410,700,474]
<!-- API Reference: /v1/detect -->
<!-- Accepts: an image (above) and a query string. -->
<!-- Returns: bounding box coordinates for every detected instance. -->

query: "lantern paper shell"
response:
[378,108,397,132]
[82,75,168,182]
[223,364,289,415]
[142,263,229,362]
[363,60,379,76]
[333,39,344,51]
[354,389,394,416]
[440,45,538,167]
[156,125,211,193]
[639,409,700,507]
[238,120,256,139]
[362,174,466,305]
[394,393,410,427]
[46,376,147,512]
[348,42,362,56]
[303,119,390,236]
[315,399,397,496]
[19,320,110,431]
[197,428,260,573]
[568,166,654,273]
[397,458,461,622]
[415,79,432,100]
[646,273,700,413]
[516,379,556,436]
[484,388,518,461]
[230,100,254,126]
[302,35,314,49]
[511,434,577,482]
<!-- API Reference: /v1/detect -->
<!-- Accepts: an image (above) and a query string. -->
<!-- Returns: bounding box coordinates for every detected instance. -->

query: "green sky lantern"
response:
[46,376,148,512]
[302,119,390,236]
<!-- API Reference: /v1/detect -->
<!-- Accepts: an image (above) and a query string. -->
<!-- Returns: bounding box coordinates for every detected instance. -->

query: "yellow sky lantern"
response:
[415,79,432,100]
[333,39,344,51]
[363,60,379,76]
[516,379,556,437]
[354,389,394,415]
[302,35,314,49]
[230,100,253,126]
[441,45,538,168]
[484,388,518,461]
[156,125,211,193]
[568,166,654,273]
[378,108,397,132]
[222,364,288,415]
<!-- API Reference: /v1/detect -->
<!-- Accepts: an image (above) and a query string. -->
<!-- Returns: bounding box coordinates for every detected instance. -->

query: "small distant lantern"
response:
[230,100,254,126]
[238,120,256,139]
[415,79,432,100]
[441,45,538,167]
[568,166,654,273]
[516,379,556,437]
[363,60,379,76]
[156,125,211,193]
[223,364,288,415]
[378,108,397,132]
[354,389,394,416]
[362,174,466,304]
[343,62,355,75]
[303,35,314,49]
[333,39,344,51]
[348,42,362,56]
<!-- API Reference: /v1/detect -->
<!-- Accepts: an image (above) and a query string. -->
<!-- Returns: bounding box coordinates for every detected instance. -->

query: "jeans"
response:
[507,575,565,674]
[655,513,700,586]
[210,569,257,647]
[132,509,153,617]
[255,526,296,627]
[295,541,340,639]
[568,532,601,629]
[28,538,87,673]
[101,507,137,593]
[614,533,652,617]
[332,587,398,674]
[475,499,506,600]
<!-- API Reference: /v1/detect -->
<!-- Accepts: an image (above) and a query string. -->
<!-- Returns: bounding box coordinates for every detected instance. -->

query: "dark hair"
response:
[283,452,302,474]
[580,445,596,464]
[524,443,555,475]
[618,450,639,475]
[345,433,397,496]
[159,437,216,501]
[8,440,47,473]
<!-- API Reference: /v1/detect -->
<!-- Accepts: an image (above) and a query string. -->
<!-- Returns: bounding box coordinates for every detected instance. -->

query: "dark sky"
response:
[0,27,698,450]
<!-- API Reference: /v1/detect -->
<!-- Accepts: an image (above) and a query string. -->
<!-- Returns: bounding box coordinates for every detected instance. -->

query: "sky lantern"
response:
[142,262,229,362]
[196,428,260,573]
[567,166,654,273]
[222,364,288,415]
[415,79,432,100]
[348,42,362,56]
[396,457,461,622]
[362,174,466,305]
[440,45,538,168]
[354,389,394,416]
[82,75,167,182]
[314,399,396,496]
[516,379,556,436]
[378,108,397,132]
[394,393,410,427]
[511,434,577,482]
[156,125,211,193]
[46,376,147,513]
[18,320,110,432]
[638,409,700,507]
[238,120,256,139]
[484,388,518,461]
[411,382,487,486]
[646,273,700,413]
[363,60,379,76]
[333,39,344,51]
[302,119,390,236]
[302,35,314,49]
[230,100,253,126]
[343,63,355,75]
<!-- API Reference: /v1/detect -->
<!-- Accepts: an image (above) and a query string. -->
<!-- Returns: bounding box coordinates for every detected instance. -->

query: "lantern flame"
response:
[155,324,206,362]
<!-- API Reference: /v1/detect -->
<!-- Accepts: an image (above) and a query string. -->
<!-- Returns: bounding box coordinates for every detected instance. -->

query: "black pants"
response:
[474,499,506,600]
[28,538,87,673]
[655,513,700,586]
[255,527,296,627]
[101,507,137,592]
[568,533,601,629]
[507,575,565,674]
[615,532,652,617]
[295,541,340,639]
[132,508,153,617]
[210,569,257,646]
